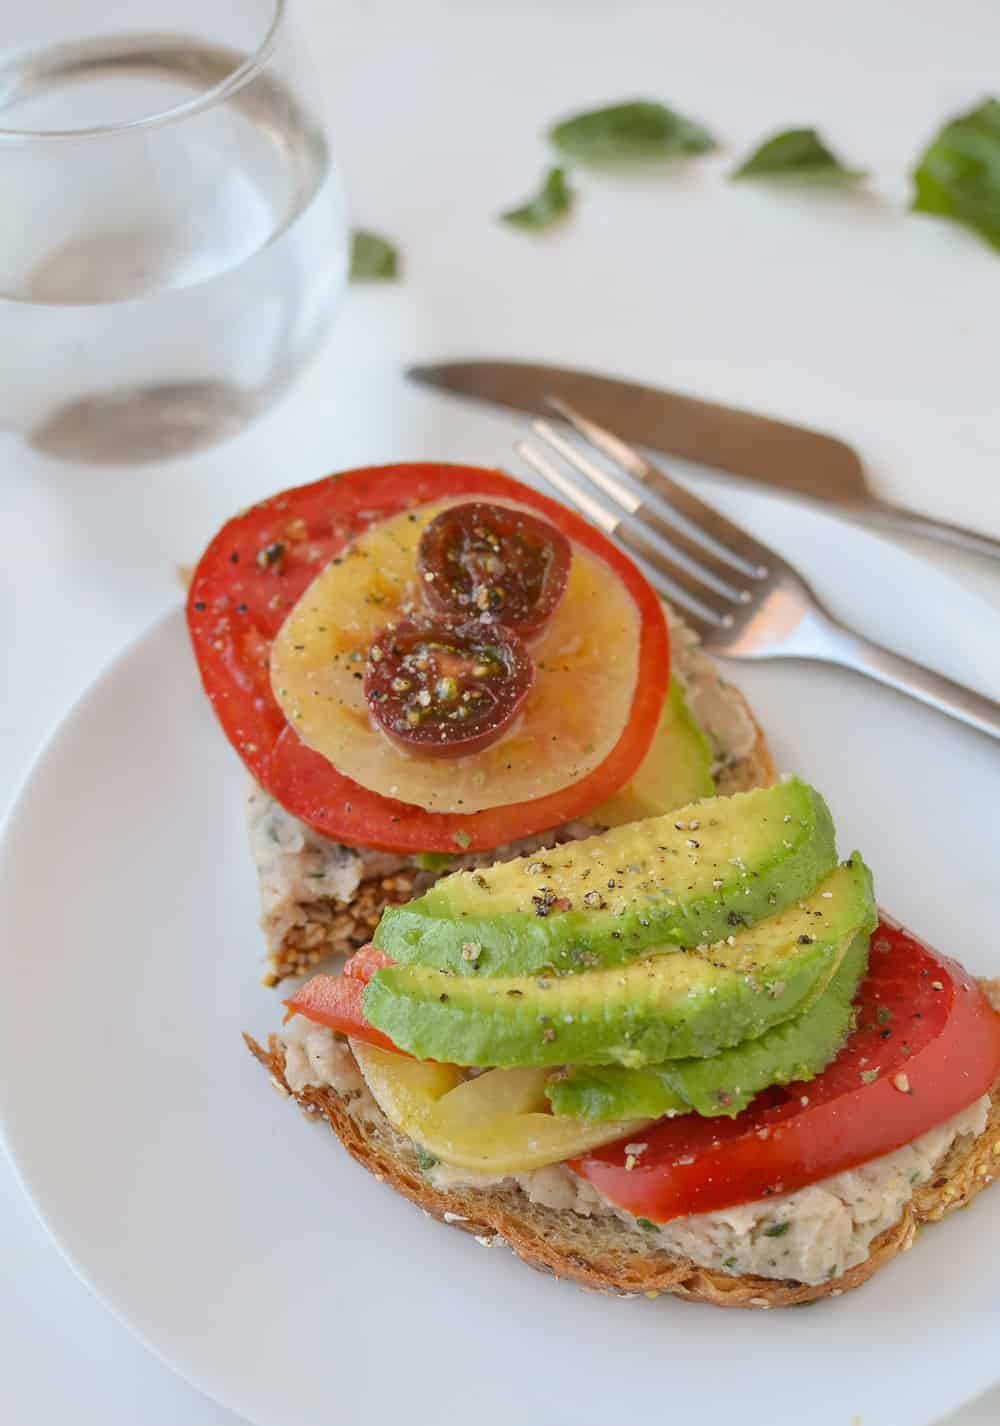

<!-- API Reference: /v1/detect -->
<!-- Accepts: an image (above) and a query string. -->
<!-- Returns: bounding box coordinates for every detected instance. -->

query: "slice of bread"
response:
[245,1029,999,1309]
[257,600,777,987]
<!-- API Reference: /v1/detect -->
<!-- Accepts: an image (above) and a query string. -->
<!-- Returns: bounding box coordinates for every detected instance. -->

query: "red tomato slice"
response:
[284,946,400,1052]
[571,918,1000,1223]
[187,465,669,853]
[341,944,395,984]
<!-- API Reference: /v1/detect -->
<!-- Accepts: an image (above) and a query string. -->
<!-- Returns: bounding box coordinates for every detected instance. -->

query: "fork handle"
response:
[803,611,1000,741]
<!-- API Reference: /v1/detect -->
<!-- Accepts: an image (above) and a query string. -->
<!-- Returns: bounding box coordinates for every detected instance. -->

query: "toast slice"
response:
[253,606,776,985]
[245,988,1000,1309]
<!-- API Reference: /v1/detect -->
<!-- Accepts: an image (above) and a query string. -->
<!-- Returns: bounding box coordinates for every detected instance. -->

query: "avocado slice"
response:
[585,678,715,829]
[364,857,876,1068]
[546,927,870,1120]
[374,779,837,977]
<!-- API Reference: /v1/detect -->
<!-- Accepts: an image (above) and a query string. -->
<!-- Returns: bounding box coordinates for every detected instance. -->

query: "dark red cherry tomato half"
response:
[418,501,571,638]
[364,618,534,759]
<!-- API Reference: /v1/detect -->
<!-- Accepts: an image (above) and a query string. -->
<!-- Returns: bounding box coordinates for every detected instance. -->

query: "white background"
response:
[1,0,999,1421]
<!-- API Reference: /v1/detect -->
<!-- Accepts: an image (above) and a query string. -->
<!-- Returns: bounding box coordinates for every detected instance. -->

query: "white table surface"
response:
[2,1,999,1421]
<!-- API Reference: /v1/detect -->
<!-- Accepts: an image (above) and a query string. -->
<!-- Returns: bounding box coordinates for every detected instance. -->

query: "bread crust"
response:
[245,1030,999,1310]
[264,869,420,987]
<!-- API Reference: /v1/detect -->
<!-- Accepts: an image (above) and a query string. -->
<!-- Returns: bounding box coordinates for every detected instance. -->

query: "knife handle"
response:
[849,497,1000,562]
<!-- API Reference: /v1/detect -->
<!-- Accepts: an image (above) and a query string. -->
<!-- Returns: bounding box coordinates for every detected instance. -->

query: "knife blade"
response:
[407,360,1000,560]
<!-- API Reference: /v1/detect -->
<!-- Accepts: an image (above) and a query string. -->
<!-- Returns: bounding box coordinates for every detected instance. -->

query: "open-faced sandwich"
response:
[186,463,772,985]
[248,783,1000,1308]
[187,461,1000,1307]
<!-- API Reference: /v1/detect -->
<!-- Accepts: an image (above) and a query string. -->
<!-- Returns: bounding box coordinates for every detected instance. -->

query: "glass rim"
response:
[0,0,286,141]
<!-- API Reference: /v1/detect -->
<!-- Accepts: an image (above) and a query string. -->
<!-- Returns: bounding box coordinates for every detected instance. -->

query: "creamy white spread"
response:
[282,1017,385,1132]
[247,775,595,954]
[666,606,757,770]
[246,782,409,952]
[430,1099,990,1285]
[280,1020,989,1287]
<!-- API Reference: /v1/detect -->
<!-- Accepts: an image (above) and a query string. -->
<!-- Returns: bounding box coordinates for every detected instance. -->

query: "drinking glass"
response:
[0,0,349,462]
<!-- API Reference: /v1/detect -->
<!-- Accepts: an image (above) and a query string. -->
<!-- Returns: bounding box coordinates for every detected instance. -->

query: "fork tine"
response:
[516,440,733,626]
[657,599,718,648]
[514,439,619,535]
[528,425,739,619]
[532,420,752,602]
[545,395,775,579]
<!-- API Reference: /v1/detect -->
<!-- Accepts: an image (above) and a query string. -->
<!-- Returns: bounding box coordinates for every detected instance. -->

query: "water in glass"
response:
[0,32,348,461]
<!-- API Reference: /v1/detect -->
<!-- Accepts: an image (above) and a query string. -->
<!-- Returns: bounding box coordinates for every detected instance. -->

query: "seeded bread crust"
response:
[245,1016,999,1310]
[263,680,775,985]
[264,870,421,987]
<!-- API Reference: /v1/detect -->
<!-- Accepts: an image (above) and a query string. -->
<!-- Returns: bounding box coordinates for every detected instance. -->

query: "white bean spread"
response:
[280,1018,989,1288]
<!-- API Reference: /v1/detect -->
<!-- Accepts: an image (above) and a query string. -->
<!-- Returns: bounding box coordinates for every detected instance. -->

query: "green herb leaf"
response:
[415,851,457,873]
[416,1146,438,1174]
[501,166,573,229]
[548,100,716,163]
[722,1256,738,1269]
[762,1221,791,1238]
[860,1068,880,1085]
[452,830,471,850]
[350,229,399,281]
[732,128,863,181]
[636,1217,659,1232]
[912,97,1000,251]
[877,1006,892,1026]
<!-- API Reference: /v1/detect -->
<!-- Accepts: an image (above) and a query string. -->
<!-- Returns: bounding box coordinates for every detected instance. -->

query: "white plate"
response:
[1,488,998,1426]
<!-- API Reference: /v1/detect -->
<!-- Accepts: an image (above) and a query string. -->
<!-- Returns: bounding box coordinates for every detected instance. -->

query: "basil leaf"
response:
[912,97,1000,250]
[415,851,457,873]
[501,166,573,229]
[415,1147,438,1174]
[350,230,399,281]
[732,128,863,181]
[549,100,716,163]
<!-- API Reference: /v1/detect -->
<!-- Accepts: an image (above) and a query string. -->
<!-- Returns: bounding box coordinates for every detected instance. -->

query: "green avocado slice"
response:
[546,928,870,1120]
[374,780,837,977]
[364,857,876,1069]
[585,677,715,829]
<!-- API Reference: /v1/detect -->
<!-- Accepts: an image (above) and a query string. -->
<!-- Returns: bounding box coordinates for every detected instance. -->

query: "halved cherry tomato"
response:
[284,945,400,1052]
[572,918,1000,1223]
[418,501,571,637]
[364,617,534,758]
[187,465,669,853]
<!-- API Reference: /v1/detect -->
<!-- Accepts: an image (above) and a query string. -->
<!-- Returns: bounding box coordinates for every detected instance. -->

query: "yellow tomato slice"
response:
[350,1040,649,1174]
[270,499,641,814]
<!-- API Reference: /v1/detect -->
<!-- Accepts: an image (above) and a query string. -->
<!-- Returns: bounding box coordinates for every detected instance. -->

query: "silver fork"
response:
[516,398,1000,742]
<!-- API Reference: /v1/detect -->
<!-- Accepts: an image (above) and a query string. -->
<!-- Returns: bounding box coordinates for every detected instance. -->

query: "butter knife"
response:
[408,360,1000,562]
